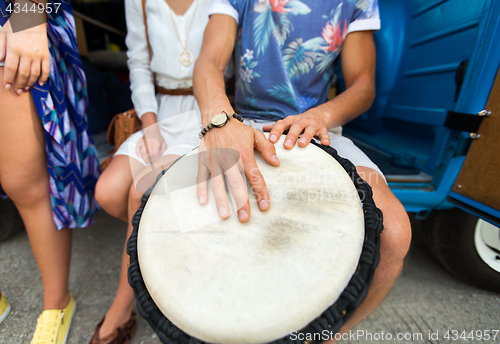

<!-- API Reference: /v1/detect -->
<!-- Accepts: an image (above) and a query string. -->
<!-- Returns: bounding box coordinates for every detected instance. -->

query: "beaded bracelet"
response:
[199,112,244,139]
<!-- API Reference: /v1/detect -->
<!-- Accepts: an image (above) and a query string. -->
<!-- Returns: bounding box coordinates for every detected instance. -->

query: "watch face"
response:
[212,113,228,127]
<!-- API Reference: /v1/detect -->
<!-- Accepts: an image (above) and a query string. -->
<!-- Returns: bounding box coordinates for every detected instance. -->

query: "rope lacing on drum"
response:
[126,141,384,344]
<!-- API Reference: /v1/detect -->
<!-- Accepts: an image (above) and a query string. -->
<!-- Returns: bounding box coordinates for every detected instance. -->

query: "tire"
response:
[0,198,24,242]
[426,208,500,293]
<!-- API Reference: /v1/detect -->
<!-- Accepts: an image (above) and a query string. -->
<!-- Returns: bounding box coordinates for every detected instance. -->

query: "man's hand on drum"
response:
[136,112,167,165]
[263,107,331,149]
[197,118,279,223]
[0,20,51,93]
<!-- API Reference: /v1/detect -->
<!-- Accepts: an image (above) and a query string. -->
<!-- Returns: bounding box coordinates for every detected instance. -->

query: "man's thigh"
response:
[327,133,385,181]
[357,166,412,272]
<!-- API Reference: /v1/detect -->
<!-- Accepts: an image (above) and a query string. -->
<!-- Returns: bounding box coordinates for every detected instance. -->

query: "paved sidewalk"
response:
[0,211,499,344]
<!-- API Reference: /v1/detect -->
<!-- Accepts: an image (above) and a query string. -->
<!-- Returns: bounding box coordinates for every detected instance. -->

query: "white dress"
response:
[115,0,211,164]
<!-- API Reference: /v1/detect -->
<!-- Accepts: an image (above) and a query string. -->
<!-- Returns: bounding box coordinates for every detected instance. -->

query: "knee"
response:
[95,178,110,208]
[1,174,49,207]
[388,208,412,261]
[379,207,412,279]
[95,178,126,215]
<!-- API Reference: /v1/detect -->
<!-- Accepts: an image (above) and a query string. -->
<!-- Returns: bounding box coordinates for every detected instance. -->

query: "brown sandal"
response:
[88,311,137,344]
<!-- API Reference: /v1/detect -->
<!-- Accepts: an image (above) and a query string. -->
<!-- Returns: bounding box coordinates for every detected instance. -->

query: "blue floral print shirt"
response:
[209,0,380,121]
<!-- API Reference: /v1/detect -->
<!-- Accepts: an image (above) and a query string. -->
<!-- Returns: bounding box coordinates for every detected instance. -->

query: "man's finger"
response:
[284,121,307,149]
[241,152,270,212]
[255,131,279,167]
[317,127,331,146]
[196,160,210,205]
[211,164,230,219]
[225,162,250,222]
[267,118,289,143]
[298,124,318,147]
[262,124,274,132]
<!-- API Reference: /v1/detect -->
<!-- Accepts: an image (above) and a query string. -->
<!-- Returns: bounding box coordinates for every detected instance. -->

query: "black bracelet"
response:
[232,112,244,123]
[199,112,244,139]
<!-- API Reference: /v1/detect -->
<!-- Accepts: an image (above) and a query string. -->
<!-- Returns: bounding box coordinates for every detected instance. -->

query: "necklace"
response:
[168,0,199,67]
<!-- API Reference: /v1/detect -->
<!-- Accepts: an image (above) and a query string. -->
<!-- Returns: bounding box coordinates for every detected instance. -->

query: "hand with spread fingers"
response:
[196,117,279,223]
[0,20,50,94]
[263,107,331,149]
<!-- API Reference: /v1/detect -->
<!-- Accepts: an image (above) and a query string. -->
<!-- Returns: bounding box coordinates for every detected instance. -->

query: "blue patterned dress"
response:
[0,0,101,229]
[210,0,380,121]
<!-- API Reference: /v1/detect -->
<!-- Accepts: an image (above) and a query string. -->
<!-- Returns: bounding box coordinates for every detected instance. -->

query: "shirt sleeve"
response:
[208,0,239,23]
[125,0,158,119]
[347,0,381,34]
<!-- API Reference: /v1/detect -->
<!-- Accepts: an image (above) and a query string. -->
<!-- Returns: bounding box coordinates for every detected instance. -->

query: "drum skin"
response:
[136,136,365,344]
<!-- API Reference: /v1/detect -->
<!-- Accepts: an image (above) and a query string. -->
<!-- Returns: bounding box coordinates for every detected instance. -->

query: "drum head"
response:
[137,136,365,343]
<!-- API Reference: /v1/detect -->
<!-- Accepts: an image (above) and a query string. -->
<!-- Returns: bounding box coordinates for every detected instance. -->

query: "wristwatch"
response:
[211,112,230,127]
[199,111,244,139]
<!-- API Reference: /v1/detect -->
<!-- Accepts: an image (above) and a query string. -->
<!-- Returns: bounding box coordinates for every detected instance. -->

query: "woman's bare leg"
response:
[98,154,180,338]
[95,155,134,222]
[0,68,71,310]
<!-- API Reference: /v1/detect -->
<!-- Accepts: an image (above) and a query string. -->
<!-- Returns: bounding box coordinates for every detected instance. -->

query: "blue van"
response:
[341,0,500,292]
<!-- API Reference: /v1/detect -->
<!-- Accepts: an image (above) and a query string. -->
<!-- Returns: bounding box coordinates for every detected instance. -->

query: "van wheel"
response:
[427,208,500,293]
[0,198,24,242]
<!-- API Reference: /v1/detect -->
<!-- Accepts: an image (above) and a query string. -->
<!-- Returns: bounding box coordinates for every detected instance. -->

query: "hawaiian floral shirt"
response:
[210,0,380,121]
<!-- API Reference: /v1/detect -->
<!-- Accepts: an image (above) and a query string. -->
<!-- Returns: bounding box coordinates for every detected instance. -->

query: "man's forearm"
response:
[319,77,375,129]
[193,14,236,127]
[193,56,233,127]
[315,30,376,129]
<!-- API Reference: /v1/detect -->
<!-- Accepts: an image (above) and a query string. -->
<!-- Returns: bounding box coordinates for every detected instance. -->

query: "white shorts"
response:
[115,109,201,166]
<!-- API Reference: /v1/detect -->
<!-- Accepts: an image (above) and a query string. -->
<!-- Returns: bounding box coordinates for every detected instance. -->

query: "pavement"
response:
[0,211,499,344]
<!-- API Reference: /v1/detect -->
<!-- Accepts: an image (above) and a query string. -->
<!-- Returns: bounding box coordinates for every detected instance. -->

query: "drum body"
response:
[128,137,383,344]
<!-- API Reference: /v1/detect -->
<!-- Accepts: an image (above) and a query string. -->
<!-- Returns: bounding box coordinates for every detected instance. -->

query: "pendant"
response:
[179,50,194,66]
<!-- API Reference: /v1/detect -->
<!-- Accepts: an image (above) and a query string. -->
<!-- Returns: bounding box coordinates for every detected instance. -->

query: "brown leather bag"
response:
[100,109,142,170]
[107,109,142,147]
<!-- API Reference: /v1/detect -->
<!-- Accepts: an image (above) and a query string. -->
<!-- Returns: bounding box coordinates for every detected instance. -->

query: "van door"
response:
[449,68,500,226]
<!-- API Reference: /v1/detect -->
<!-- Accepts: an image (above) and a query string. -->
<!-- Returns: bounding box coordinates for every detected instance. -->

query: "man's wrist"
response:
[317,103,338,129]
[202,98,234,126]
